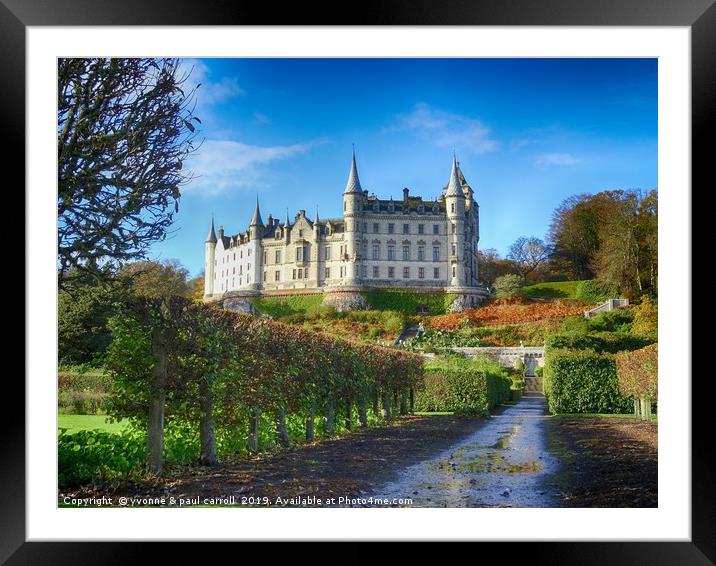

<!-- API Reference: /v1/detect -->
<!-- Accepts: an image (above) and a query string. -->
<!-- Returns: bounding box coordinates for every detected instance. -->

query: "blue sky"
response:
[150,58,657,277]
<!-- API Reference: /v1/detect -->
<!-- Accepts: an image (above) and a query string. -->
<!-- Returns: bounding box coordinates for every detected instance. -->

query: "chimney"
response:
[403,188,409,201]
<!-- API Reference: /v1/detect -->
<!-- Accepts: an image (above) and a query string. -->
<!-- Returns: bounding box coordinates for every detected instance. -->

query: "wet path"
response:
[370,394,559,507]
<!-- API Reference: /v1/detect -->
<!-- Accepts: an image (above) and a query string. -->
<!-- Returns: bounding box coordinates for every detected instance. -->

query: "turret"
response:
[248,197,263,289]
[342,148,362,286]
[204,216,217,298]
[249,196,263,238]
[445,155,466,287]
[283,209,291,244]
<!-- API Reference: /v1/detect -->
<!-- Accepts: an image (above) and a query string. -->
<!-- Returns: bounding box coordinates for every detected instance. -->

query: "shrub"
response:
[493,274,523,298]
[575,280,617,303]
[546,332,653,354]
[587,308,635,333]
[58,367,113,414]
[632,296,658,340]
[543,349,633,414]
[250,294,325,318]
[414,356,511,415]
[360,289,457,315]
[616,343,658,401]
[559,316,590,335]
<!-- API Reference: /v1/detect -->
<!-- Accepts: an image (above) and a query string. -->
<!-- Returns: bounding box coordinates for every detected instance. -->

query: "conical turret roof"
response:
[444,154,465,198]
[250,197,264,227]
[343,147,362,194]
[205,216,217,243]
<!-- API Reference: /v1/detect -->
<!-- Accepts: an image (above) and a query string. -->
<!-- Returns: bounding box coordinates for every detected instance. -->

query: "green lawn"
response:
[522,280,585,299]
[58,414,130,433]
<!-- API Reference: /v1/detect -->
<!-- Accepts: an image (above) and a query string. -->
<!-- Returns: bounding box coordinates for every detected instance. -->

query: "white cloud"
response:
[533,152,581,166]
[179,59,244,108]
[253,112,271,124]
[183,139,316,196]
[385,103,498,153]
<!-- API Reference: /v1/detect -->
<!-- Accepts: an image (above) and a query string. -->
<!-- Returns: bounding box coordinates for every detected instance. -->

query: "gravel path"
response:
[368,394,560,507]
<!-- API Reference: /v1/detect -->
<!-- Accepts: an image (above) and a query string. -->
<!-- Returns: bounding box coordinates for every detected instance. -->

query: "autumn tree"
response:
[58,58,201,288]
[507,237,551,283]
[119,259,191,300]
[477,248,519,287]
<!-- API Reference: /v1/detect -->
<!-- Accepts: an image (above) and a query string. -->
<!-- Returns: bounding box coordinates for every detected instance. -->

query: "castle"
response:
[203,151,488,312]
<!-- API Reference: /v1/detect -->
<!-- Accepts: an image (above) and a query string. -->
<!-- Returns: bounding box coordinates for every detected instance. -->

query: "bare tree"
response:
[58,58,201,288]
[508,236,551,282]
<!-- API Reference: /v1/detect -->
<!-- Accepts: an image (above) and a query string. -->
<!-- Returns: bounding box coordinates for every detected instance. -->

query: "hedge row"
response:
[616,343,658,401]
[60,296,424,487]
[413,357,511,416]
[543,348,633,414]
[360,288,458,315]
[546,331,653,354]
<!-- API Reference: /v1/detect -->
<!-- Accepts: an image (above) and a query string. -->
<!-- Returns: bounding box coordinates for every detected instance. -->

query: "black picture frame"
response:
[6,0,709,560]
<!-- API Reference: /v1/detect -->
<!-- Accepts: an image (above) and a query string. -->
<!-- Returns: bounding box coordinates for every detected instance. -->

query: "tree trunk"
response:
[344,398,352,431]
[358,398,368,428]
[248,407,260,453]
[372,389,379,418]
[147,332,167,475]
[325,397,335,435]
[409,387,415,414]
[399,390,408,415]
[644,399,652,421]
[381,392,391,421]
[199,377,218,466]
[306,401,315,442]
[634,398,641,418]
[276,408,290,447]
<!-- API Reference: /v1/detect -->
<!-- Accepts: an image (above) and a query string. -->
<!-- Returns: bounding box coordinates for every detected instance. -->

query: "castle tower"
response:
[248,197,263,289]
[457,161,479,286]
[313,206,321,283]
[445,155,466,287]
[342,148,362,286]
[204,216,217,297]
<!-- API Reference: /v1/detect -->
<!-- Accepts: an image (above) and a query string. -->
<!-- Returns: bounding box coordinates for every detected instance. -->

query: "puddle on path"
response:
[369,395,559,507]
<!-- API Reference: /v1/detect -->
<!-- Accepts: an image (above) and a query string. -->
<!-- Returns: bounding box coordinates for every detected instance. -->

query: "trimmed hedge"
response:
[360,289,458,315]
[546,331,653,354]
[543,348,633,414]
[414,357,511,416]
[616,343,658,401]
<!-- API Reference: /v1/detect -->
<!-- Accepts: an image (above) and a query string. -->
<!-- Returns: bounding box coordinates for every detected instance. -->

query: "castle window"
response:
[263,271,267,282]
[403,267,410,279]
[304,268,308,279]
[418,224,424,235]
[298,269,303,279]
[233,267,235,274]
[239,266,243,274]
[418,267,425,279]
[239,277,242,285]
[388,266,395,278]
[452,244,457,256]
[275,271,280,281]
[292,269,296,280]
[451,223,456,234]
[248,249,251,256]
[418,246,425,261]
[402,246,410,261]
[434,267,440,279]
[387,245,395,260]
[372,245,379,260]
[433,246,440,261]
[296,247,303,262]
[233,253,236,260]
[373,223,379,233]
[263,251,267,265]
[325,267,330,279]
[452,266,456,278]
[325,245,331,260]
[433,224,440,235]
[403,224,409,234]
[373,265,379,278]
[247,274,251,283]
[388,223,394,234]
[361,265,367,278]
[275,250,281,263]
[340,266,345,278]
[451,203,455,213]
[299,230,303,238]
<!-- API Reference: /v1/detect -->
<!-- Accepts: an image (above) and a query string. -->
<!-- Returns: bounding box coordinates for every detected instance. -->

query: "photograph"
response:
[57,56,659,510]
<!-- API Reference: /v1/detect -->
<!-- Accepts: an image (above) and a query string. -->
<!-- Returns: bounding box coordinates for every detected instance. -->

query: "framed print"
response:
[6,0,711,560]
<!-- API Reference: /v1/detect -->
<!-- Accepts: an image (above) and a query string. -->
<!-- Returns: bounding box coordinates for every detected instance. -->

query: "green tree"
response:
[493,274,524,298]
[58,58,201,288]
[119,259,191,300]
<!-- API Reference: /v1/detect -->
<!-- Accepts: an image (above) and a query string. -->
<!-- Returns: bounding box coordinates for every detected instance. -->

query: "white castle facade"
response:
[203,151,488,311]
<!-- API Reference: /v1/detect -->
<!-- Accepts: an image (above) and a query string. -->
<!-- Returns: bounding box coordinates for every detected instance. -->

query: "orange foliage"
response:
[427,299,586,330]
